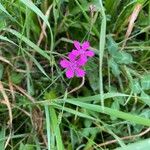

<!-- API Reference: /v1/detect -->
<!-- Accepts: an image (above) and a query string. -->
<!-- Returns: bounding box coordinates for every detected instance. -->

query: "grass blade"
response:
[98,0,107,109]
[0,35,16,45]
[0,3,12,17]
[57,100,150,126]
[44,106,51,150]
[24,50,50,79]
[5,28,51,61]
[20,0,54,51]
[20,0,50,28]
[50,108,64,150]
[115,138,150,150]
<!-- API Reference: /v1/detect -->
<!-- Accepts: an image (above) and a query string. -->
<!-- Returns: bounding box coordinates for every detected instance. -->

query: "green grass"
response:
[0,0,150,149]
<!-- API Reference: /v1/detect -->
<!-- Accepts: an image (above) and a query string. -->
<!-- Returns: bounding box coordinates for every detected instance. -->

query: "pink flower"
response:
[70,40,95,64]
[60,53,86,78]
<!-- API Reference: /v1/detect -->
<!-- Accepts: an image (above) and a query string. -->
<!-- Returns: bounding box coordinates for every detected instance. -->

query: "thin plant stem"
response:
[99,0,106,109]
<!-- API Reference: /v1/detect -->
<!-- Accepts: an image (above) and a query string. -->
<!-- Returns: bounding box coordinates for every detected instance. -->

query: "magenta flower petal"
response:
[68,52,76,62]
[85,50,94,57]
[66,69,74,78]
[60,59,70,68]
[60,40,95,79]
[82,41,90,50]
[70,50,79,56]
[80,55,88,63]
[73,41,81,50]
[76,58,87,66]
[75,68,86,77]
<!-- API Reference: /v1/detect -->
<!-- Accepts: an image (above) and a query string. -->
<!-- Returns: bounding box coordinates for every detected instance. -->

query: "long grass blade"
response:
[55,100,150,127]
[98,0,107,109]
[5,28,51,60]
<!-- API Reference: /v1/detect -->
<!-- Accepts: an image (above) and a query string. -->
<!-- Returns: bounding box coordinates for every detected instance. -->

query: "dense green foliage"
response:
[0,0,150,149]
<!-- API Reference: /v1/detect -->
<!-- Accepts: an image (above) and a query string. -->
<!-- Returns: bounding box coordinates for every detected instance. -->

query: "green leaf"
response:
[115,138,150,150]
[140,92,150,106]
[19,143,35,150]
[140,109,150,119]
[107,36,133,64]
[84,119,92,128]
[113,51,133,64]
[10,72,23,84]
[107,36,118,55]
[108,58,121,76]
[111,100,120,120]
[82,127,99,137]
[86,60,99,91]
[111,100,120,110]
[141,73,150,90]
[0,20,6,30]
[130,79,141,94]
[107,86,125,105]
[44,90,57,100]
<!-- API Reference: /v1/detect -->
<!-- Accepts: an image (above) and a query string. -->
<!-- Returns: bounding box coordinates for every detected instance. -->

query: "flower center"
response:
[79,49,85,55]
